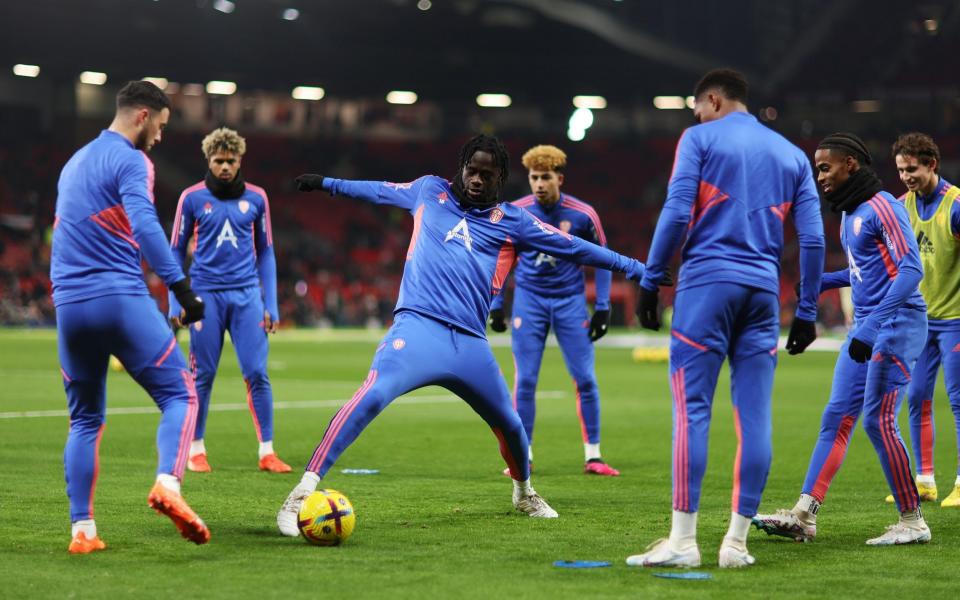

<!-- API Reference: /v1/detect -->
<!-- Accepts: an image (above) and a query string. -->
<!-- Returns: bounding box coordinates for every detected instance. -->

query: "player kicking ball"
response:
[169,128,290,474]
[276,135,651,533]
[52,81,209,553]
[753,133,931,546]
[489,145,620,477]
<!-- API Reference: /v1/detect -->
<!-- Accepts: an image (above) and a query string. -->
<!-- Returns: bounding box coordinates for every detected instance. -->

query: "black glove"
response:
[295,174,326,192]
[785,318,816,355]
[794,281,802,299]
[660,267,674,287]
[637,286,661,331]
[588,310,610,342]
[170,279,205,325]
[848,337,873,363]
[489,308,507,333]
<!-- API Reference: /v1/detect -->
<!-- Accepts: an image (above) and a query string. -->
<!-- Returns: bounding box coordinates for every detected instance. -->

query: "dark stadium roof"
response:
[1,0,958,106]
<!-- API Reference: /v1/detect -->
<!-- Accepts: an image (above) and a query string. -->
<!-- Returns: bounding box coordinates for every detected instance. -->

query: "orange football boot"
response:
[147,483,210,544]
[68,532,106,554]
[259,453,292,473]
[187,453,212,473]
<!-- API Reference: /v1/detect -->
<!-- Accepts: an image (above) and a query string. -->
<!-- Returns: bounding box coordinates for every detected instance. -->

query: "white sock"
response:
[916,473,936,486]
[72,519,96,538]
[259,440,274,459]
[528,446,533,462]
[298,471,320,492]
[190,439,206,458]
[793,493,820,518]
[901,507,923,523]
[668,510,697,549]
[955,475,960,487]
[584,443,601,462]
[724,513,752,546]
[513,478,534,496]
[156,473,181,494]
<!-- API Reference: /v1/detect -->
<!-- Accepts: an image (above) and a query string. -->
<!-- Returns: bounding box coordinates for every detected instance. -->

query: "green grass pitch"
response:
[1,328,957,598]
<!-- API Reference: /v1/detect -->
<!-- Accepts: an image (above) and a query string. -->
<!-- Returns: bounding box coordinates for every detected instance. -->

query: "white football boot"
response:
[718,537,756,568]
[512,487,558,518]
[626,538,701,568]
[866,518,931,546]
[277,484,314,537]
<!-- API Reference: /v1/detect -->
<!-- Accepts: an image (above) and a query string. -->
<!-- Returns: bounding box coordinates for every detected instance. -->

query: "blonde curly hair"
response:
[201,127,246,159]
[521,144,567,172]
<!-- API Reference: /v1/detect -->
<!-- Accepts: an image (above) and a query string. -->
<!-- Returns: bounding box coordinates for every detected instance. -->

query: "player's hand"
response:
[170,279,205,325]
[848,337,873,363]
[785,317,816,355]
[637,286,661,331]
[589,310,610,342]
[264,310,279,334]
[794,280,802,299]
[294,174,325,192]
[169,314,183,331]
[660,267,674,287]
[489,308,507,333]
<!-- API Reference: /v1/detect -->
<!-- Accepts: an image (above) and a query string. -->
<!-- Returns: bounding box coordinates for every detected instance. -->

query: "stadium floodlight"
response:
[12,64,39,78]
[386,91,418,105]
[476,94,511,108]
[292,86,325,101]
[572,95,607,109]
[653,96,686,110]
[417,0,432,10]
[282,8,300,21]
[567,127,586,142]
[686,96,695,109]
[206,80,237,95]
[182,83,204,96]
[852,100,881,113]
[80,71,107,85]
[142,77,168,90]
[569,107,594,131]
[213,0,235,14]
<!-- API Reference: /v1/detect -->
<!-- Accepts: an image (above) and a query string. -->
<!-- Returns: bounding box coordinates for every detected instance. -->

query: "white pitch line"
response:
[0,390,566,420]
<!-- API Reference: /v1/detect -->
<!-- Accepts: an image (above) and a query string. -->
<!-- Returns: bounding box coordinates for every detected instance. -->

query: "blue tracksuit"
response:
[303,175,645,480]
[490,193,611,446]
[802,192,927,512]
[642,112,826,517]
[51,130,197,522]
[169,179,278,443]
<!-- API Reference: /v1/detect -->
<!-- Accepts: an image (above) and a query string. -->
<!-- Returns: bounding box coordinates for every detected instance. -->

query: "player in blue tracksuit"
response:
[627,69,826,569]
[489,144,620,476]
[754,133,931,546]
[276,135,650,533]
[168,128,290,474]
[51,81,209,553]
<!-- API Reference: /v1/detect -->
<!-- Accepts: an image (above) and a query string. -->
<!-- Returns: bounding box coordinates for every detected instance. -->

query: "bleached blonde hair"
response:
[201,127,246,159]
[521,144,567,172]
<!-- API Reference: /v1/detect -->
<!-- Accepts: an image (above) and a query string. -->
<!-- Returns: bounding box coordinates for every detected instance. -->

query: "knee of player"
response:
[573,376,598,395]
[68,413,105,431]
[243,369,270,387]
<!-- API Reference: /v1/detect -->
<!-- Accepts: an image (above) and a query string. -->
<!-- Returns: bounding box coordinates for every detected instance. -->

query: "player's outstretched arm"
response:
[253,194,280,333]
[295,174,427,211]
[848,202,923,362]
[820,269,851,291]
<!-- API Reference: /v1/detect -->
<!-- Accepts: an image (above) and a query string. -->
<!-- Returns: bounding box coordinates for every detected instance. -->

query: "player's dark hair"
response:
[891,132,940,172]
[818,132,872,166]
[457,134,510,188]
[116,80,170,112]
[693,68,748,103]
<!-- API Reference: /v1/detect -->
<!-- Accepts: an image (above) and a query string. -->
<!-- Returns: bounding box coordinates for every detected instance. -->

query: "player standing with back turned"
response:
[627,69,825,568]
[52,81,210,553]
[489,144,620,476]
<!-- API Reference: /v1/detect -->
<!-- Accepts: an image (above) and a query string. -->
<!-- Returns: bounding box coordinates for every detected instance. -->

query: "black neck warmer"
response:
[824,167,883,213]
[205,170,246,200]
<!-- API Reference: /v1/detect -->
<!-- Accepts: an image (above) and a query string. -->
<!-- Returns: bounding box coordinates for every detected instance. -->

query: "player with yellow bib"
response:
[889,133,960,507]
